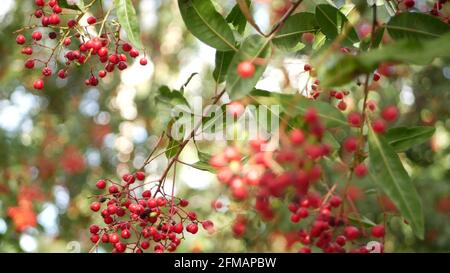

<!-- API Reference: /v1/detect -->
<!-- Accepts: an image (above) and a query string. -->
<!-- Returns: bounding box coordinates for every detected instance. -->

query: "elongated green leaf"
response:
[178,0,237,51]
[226,35,271,100]
[315,4,359,46]
[213,3,248,83]
[273,12,318,52]
[317,32,450,87]
[114,0,142,49]
[385,126,435,152]
[166,137,181,159]
[226,1,249,34]
[387,12,450,41]
[368,127,424,239]
[191,151,216,173]
[213,51,234,83]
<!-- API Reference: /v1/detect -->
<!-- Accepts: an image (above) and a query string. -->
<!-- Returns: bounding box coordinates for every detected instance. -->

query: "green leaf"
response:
[212,3,248,83]
[360,26,385,51]
[385,126,435,152]
[315,4,359,46]
[114,0,142,49]
[191,151,216,173]
[178,0,237,51]
[165,137,181,159]
[386,12,450,41]
[213,51,234,83]
[58,0,82,11]
[317,32,450,87]
[226,35,271,100]
[226,1,249,34]
[368,126,424,239]
[155,86,190,130]
[273,12,318,52]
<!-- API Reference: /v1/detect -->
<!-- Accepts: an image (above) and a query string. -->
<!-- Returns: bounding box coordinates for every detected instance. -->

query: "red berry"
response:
[237,61,255,78]
[101,234,109,243]
[87,16,97,25]
[334,92,343,100]
[90,234,100,243]
[186,223,198,234]
[336,235,346,246]
[21,47,33,55]
[16,34,26,45]
[140,58,148,66]
[32,31,42,41]
[118,62,128,70]
[68,19,77,28]
[347,112,362,127]
[289,129,305,145]
[298,208,309,218]
[35,0,45,6]
[122,43,132,52]
[49,14,60,25]
[96,179,106,189]
[367,100,377,111]
[371,225,385,238]
[290,213,301,223]
[337,100,347,111]
[373,73,381,81]
[302,32,315,43]
[304,108,318,124]
[89,224,100,234]
[354,163,368,178]
[97,47,108,57]
[372,119,386,134]
[129,48,139,58]
[404,0,415,8]
[109,233,120,244]
[329,196,342,208]
[179,199,189,207]
[135,171,145,181]
[304,64,312,71]
[98,70,107,78]
[58,69,66,79]
[48,32,57,39]
[299,247,311,253]
[33,79,44,90]
[25,59,35,69]
[121,229,131,239]
[344,226,360,240]
[42,67,52,77]
[343,136,358,153]
[90,201,101,212]
[108,185,119,194]
[381,105,398,122]
[141,240,150,249]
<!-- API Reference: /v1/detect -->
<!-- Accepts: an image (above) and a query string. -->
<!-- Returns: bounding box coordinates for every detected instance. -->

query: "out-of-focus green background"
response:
[0,0,449,252]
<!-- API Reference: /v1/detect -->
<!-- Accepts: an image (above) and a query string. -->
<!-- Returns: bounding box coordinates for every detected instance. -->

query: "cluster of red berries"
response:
[89,171,214,253]
[210,107,387,252]
[430,0,450,24]
[15,0,147,90]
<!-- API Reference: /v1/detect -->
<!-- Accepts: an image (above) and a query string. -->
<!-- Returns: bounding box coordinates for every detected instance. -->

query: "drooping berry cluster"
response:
[210,107,388,253]
[15,0,147,90]
[89,172,214,253]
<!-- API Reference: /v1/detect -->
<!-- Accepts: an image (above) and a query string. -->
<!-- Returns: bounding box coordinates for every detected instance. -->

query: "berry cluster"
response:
[210,107,388,253]
[15,0,147,90]
[89,172,214,253]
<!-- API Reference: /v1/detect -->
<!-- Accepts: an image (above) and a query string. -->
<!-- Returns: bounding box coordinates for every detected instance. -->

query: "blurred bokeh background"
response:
[0,0,449,252]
